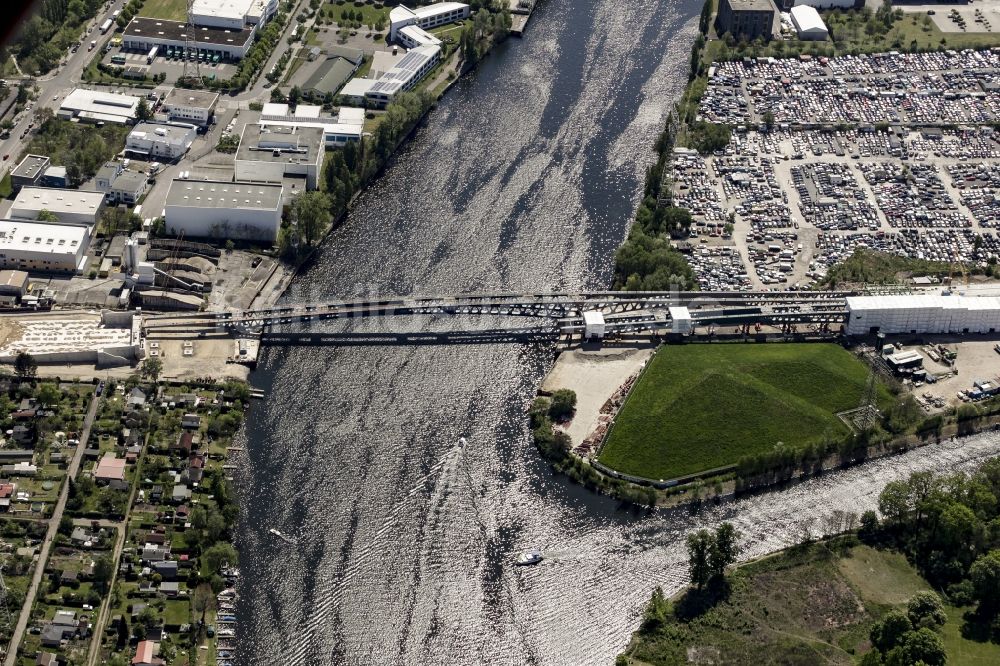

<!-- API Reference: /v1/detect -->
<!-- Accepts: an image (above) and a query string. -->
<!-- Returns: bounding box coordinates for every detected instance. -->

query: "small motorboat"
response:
[458,437,468,447]
[515,550,543,566]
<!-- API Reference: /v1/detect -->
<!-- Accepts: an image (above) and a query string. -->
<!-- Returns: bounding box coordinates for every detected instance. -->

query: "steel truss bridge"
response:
[140,291,853,346]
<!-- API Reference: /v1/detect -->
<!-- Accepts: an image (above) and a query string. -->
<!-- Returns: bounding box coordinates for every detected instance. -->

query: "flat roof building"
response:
[389,3,469,44]
[161,88,219,126]
[847,295,1000,335]
[0,220,91,273]
[11,188,105,227]
[164,179,283,242]
[259,104,364,147]
[716,0,778,41]
[235,123,324,190]
[9,155,50,192]
[789,5,829,39]
[123,17,255,61]
[58,88,140,125]
[107,171,148,206]
[126,123,197,161]
[191,0,279,29]
[339,78,377,105]
[365,45,441,108]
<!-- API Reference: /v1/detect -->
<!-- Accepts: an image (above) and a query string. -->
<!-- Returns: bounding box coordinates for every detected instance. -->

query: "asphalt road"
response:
[3,391,100,666]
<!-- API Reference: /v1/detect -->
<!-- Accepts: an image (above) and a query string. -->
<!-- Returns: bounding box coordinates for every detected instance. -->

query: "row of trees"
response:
[460,6,512,66]
[204,9,289,91]
[862,592,948,666]
[6,0,103,74]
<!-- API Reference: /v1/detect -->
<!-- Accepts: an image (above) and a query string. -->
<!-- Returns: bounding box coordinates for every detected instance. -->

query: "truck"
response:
[89,40,96,50]
[146,45,158,64]
[111,9,120,19]
[100,18,112,34]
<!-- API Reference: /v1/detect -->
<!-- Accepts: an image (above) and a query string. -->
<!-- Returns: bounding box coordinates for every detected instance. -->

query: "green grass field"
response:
[598,344,889,480]
[140,0,189,21]
[625,542,1000,665]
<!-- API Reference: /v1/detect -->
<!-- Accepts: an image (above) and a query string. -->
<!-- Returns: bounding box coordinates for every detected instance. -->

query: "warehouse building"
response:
[190,0,279,30]
[301,48,365,97]
[716,0,779,40]
[789,5,829,40]
[126,123,197,161]
[123,17,255,61]
[846,295,1000,335]
[10,188,105,227]
[58,88,140,125]
[161,88,219,126]
[0,220,91,273]
[164,179,283,242]
[235,124,323,190]
[389,3,469,44]
[363,45,441,108]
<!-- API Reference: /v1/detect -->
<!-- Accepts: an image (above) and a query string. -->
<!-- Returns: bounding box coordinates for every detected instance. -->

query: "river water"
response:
[231,0,1000,664]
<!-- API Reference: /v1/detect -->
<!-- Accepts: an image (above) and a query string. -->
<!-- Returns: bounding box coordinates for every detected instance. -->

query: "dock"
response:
[509,0,536,36]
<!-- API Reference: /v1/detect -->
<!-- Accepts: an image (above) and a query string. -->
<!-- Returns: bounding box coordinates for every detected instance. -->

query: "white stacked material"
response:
[846,295,1000,335]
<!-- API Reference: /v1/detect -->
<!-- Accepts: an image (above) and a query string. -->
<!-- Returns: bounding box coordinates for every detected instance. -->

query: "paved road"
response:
[3,391,99,666]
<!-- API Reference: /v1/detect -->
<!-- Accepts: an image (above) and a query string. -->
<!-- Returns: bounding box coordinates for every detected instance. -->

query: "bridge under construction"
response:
[140,290,854,347]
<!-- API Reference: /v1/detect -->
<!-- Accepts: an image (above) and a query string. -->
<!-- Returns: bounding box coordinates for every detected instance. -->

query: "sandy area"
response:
[541,346,654,446]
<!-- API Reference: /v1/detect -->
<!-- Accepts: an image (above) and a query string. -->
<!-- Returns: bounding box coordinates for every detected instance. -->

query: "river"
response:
[230,0,1000,664]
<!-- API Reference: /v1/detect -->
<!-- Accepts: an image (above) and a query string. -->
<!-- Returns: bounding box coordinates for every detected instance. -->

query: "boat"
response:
[515,549,543,566]
[458,437,467,446]
[268,528,296,544]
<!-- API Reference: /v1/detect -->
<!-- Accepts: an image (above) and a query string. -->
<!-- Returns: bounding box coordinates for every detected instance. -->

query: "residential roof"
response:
[95,454,126,481]
[303,56,359,95]
[133,640,158,665]
[165,179,283,211]
[124,17,254,49]
[163,87,219,111]
[11,188,104,219]
[326,45,365,65]
[10,155,49,181]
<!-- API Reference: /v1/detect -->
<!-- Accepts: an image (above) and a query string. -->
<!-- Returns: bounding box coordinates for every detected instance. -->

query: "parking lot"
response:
[99,45,235,82]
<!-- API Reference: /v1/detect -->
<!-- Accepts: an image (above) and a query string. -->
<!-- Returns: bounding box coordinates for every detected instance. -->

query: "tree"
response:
[709,523,740,578]
[906,591,947,629]
[869,609,912,653]
[859,510,880,543]
[202,542,238,576]
[116,615,129,650]
[878,480,912,525]
[14,352,37,381]
[970,549,1000,617]
[93,554,114,593]
[191,583,215,624]
[763,110,776,131]
[36,209,59,222]
[885,628,946,666]
[686,530,713,589]
[140,357,163,382]
[57,515,73,536]
[547,389,576,422]
[291,191,332,246]
[37,382,60,407]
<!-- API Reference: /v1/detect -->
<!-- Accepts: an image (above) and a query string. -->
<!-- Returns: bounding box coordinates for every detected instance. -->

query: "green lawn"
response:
[598,343,889,480]
[624,541,1000,665]
[140,0,189,21]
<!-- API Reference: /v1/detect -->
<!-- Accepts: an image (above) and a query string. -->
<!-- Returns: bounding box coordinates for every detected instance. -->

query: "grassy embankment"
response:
[140,0,188,21]
[597,344,891,481]
[622,539,1000,666]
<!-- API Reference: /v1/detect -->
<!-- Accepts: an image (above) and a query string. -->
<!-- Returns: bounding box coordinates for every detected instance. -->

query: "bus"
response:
[146,45,158,64]
[99,18,112,33]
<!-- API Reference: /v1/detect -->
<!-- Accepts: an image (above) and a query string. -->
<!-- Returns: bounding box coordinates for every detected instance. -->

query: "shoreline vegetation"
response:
[621,456,1000,665]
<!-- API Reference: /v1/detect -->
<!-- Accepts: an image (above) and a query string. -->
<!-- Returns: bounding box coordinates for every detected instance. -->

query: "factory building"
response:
[10,188,105,227]
[164,179,283,242]
[0,220,91,273]
[363,45,441,108]
[235,123,324,191]
[258,104,364,147]
[389,3,469,44]
[716,0,779,40]
[161,88,219,126]
[126,123,197,161]
[846,295,1000,335]
[122,17,255,61]
[789,5,829,39]
[58,88,140,125]
[190,0,279,30]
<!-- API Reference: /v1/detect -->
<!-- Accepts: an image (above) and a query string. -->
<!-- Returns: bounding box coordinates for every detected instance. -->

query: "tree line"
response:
[4,0,104,74]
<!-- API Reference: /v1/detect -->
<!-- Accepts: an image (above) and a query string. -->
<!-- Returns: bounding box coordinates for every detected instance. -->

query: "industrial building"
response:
[258,104,364,147]
[301,47,364,97]
[122,17,255,61]
[58,88,140,125]
[10,188,105,227]
[846,295,1000,335]
[235,123,324,190]
[789,5,829,40]
[0,310,141,367]
[161,88,219,126]
[363,45,442,108]
[104,171,148,206]
[126,123,197,161]
[9,155,69,192]
[164,179,283,242]
[190,0,279,29]
[0,220,91,273]
[389,3,469,44]
[716,0,779,40]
